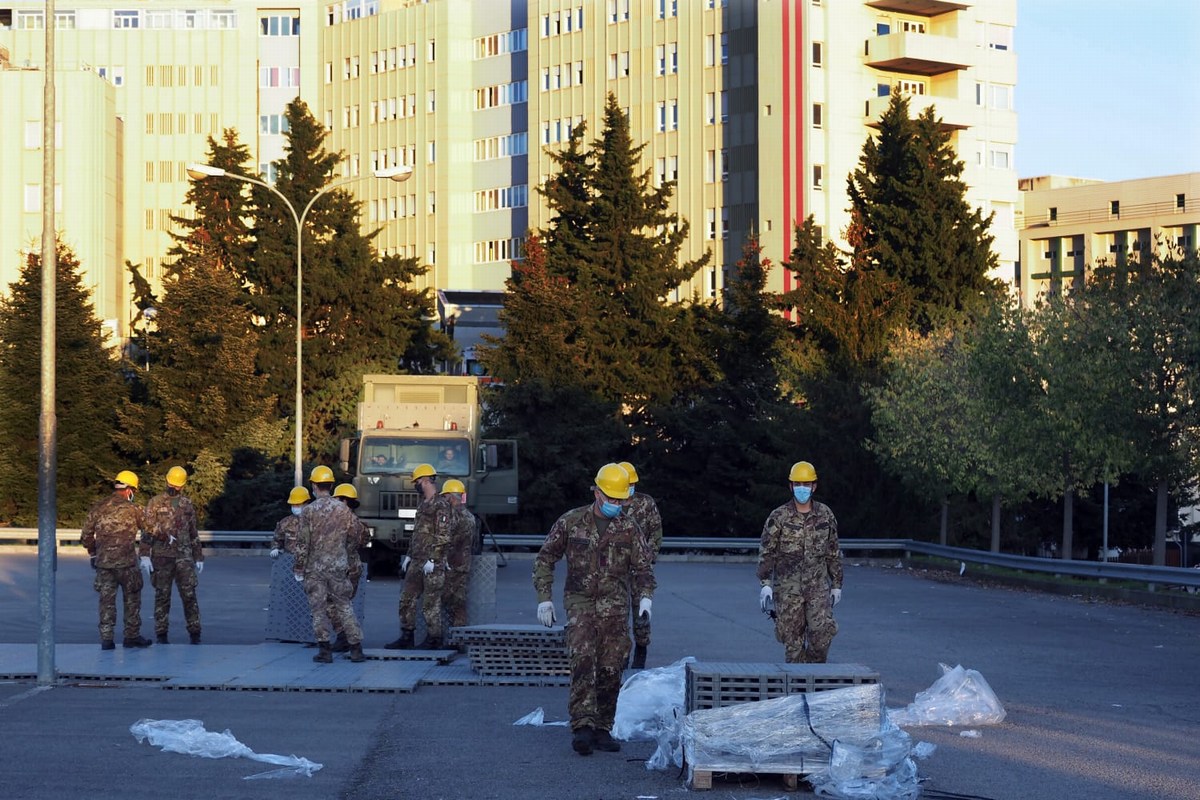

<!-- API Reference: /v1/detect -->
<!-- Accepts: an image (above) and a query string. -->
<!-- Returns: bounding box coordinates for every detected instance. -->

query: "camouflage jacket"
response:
[533,504,655,615]
[272,513,302,553]
[142,491,202,562]
[446,503,476,573]
[627,492,663,554]
[81,492,146,569]
[294,495,358,577]
[756,500,843,590]
[408,494,453,564]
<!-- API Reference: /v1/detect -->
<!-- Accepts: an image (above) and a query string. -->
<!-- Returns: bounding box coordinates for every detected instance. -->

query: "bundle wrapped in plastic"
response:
[808,722,927,800]
[887,663,1006,728]
[129,719,322,780]
[681,683,885,780]
[613,656,694,769]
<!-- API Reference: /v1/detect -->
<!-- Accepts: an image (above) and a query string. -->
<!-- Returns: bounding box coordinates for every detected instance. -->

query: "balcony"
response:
[865,32,974,75]
[865,0,971,16]
[865,92,973,130]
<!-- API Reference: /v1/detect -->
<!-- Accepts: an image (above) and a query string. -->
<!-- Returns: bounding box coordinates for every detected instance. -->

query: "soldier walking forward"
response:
[294,466,365,663]
[81,470,152,650]
[757,461,843,663]
[143,466,204,644]
[534,464,655,756]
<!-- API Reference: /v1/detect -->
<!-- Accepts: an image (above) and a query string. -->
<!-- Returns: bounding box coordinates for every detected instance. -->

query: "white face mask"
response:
[291,506,303,516]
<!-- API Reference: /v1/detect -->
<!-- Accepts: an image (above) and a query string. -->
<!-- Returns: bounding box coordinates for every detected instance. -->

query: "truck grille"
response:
[379,491,420,512]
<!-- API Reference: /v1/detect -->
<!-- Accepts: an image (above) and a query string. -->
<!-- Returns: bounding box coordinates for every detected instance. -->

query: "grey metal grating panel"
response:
[264,553,367,643]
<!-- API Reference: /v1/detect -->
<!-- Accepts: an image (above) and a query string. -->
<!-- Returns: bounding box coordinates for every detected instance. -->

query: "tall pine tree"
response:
[0,240,125,524]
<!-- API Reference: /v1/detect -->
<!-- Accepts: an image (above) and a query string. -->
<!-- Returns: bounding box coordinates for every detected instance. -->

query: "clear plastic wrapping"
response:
[887,663,1006,727]
[129,718,322,780]
[613,656,694,769]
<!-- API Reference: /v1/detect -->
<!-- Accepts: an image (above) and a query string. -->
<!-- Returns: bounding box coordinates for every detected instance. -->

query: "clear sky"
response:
[1016,0,1200,182]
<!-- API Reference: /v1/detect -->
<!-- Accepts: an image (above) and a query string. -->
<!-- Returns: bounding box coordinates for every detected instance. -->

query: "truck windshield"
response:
[361,438,471,477]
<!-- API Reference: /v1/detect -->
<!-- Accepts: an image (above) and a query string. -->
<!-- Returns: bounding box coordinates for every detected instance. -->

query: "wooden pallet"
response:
[690,763,808,792]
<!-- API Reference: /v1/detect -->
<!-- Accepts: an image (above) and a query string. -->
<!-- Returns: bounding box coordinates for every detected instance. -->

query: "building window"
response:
[113,10,139,29]
[260,14,299,36]
[721,32,729,65]
[705,93,716,125]
[720,149,729,181]
[812,103,822,128]
[987,24,1013,51]
[705,150,716,183]
[989,147,1011,169]
[720,90,729,122]
[813,165,823,190]
[706,208,716,240]
[1110,200,1120,216]
[705,35,715,67]
[812,42,823,67]
[1049,207,1057,222]
[1176,193,1186,210]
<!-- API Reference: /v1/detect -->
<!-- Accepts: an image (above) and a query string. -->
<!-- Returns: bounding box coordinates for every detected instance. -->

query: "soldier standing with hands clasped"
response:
[293,466,365,663]
[534,464,655,756]
[757,461,843,663]
[143,466,204,644]
[81,470,153,650]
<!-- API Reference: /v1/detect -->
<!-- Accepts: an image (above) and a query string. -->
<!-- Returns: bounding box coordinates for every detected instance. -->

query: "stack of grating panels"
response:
[686,662,879,712]
[451,624,570,677]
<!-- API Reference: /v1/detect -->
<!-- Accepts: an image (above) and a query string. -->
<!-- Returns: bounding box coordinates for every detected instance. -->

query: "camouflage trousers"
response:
[774,581,838,663]
[630,590,651,648]
[302,572,361,645]
[565,609,629,733]
[151,557,200,637]
[327,566,362,635]
[93,566,144,642]
[443,569,470,629]
[398,563,446,638]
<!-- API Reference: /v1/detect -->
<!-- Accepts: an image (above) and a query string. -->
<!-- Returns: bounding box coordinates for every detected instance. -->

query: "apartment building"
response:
[1,0,1018,340]
[1018,172,1200,304]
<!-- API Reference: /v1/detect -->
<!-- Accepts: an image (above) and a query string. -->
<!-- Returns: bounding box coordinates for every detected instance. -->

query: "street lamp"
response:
[186,162,413,486]
[141,306,157,372]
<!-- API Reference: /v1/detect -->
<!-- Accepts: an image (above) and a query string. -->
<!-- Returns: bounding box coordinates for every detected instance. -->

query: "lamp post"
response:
[186,162,413,486]
[141,306,157,372]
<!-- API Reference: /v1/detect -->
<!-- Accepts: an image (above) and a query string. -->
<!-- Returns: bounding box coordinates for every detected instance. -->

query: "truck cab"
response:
[338,375,518,573]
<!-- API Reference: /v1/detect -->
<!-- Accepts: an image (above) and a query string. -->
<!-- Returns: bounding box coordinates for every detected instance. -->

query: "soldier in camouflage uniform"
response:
[534,464,655,756]
[757,461,843,664]
[440,479,476,629]
[270,486,311,557]
[618,462,663,670]
[143,466,204,644]
[80,470,152,650]
[387,463,454,650]
[329,483,370,652]
[293,466,365,663]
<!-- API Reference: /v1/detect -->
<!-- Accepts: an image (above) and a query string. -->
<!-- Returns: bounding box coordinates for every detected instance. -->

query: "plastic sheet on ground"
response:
[613,655,694,770]
[808,722,934,800]
[682,683,885,779]
[887,663,1006,728]
[512,707,568,726]
[129,719,322,780]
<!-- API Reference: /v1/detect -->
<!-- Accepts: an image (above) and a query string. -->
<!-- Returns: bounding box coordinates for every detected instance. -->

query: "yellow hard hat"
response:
[617,461,639,484]
[333,483,358,500]
[411,463,437,481]
[115,470,139,490]
[166,466,187,488]
[594,463,631,500]
[441,479,466,495]
[309,465,335,484]
[287,486,311,505]
[789,461,818,482]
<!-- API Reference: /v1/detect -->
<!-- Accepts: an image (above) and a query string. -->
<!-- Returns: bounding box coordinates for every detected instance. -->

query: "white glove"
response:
[270,548,280,559]
[423,559,435,575]
[537,601,556,627]
[293,573,303,583]
[638,597,652,621]
[831,588,842,606]
[195,562,204,575]
[140,556,153,574]
[759,585,773,612]
[401,555,411,573]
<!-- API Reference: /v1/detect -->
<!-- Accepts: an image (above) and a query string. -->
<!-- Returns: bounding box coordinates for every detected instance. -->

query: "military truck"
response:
[338,374,518,573]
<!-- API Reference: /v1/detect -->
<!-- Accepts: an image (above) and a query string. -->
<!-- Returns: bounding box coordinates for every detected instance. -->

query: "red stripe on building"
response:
[781,0,792,294]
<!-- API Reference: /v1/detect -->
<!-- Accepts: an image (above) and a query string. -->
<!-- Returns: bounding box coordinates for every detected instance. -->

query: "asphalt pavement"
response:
[1,548,1198,799]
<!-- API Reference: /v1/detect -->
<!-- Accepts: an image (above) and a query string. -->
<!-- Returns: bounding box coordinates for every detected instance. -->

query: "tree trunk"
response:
[939,497,949,546]
[1154,478,1168,566]
[990,493,1001,553]
[1061,485,1074,561]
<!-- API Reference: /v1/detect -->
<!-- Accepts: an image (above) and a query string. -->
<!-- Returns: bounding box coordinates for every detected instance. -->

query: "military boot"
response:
[156,632,169,645]
[592,729,621,752]
[630,644,647,670]
[571,727,594,756]
[348,643,366,663]
[313,641,333,663]
[100,640,115,651]
[417,636,443,650]
[384,630,414,650]
[123,635,153,648]
[331,632,351,653]
[189,631,202,645]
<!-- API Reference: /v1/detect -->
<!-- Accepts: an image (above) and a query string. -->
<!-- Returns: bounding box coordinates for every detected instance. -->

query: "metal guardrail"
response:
[3,529,1196,589]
